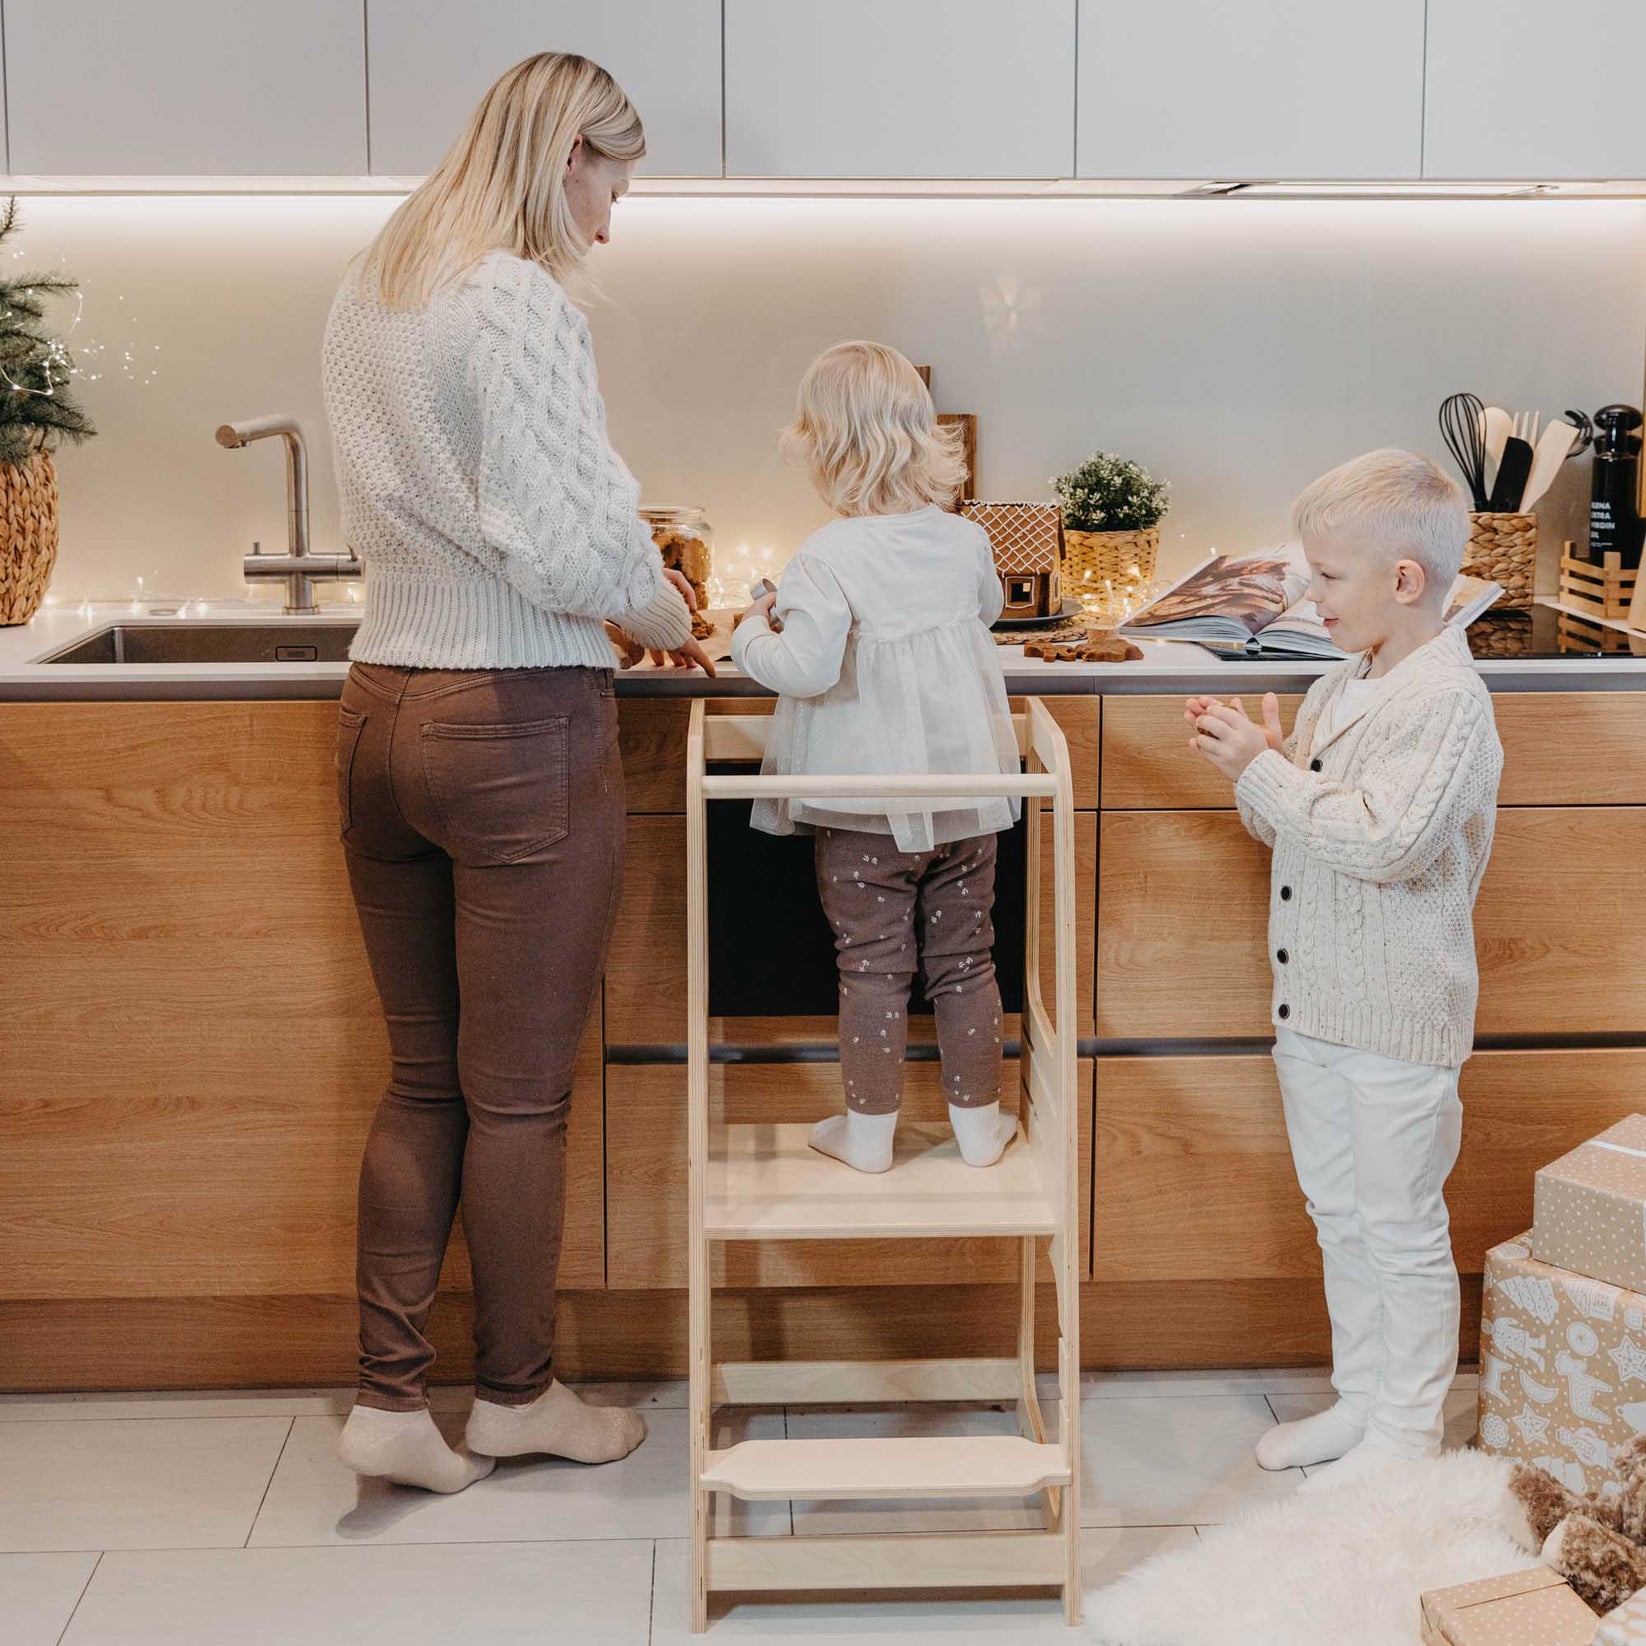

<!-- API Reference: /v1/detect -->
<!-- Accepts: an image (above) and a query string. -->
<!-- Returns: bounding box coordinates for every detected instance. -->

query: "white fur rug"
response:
[1088,1450,1528,1646]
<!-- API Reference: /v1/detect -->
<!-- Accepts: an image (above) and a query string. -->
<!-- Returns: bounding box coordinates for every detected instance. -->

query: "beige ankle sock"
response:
[465,1380,648,1464]
[337,1403,495,1493]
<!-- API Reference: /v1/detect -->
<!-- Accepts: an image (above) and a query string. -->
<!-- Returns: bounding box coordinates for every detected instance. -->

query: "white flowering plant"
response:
[1051,452,1168,533]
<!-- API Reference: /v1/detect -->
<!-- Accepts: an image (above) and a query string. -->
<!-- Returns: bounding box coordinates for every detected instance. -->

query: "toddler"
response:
[1186,449,1502,1481]
[732,341,1021,1174]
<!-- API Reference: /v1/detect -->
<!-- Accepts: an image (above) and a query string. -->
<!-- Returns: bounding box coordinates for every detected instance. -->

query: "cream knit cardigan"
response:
[322,251,689,670]
[1233,622,1503,1068]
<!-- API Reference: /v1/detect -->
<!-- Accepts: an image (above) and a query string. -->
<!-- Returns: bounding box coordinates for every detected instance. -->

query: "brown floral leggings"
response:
[815,826,1004,1116]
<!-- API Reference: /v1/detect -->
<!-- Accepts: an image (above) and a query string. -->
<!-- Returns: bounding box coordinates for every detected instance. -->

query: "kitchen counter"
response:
[5,597,1646,700]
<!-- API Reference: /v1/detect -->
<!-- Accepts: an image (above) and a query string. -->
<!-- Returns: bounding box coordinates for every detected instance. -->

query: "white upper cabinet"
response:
[4,0,366,175]
[367,1,722,178]
[1077,0,1424,180]
[725,0,1076,178]
[1425,1,1646,179]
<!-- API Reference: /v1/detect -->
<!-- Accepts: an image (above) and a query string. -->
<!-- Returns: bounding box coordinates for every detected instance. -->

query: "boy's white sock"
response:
[949,1101,1016,1168]
[808,1109,897,1173]
[465,1379,647,1464]
[337,1403,495,1494]
[1253,1401,1366,1471]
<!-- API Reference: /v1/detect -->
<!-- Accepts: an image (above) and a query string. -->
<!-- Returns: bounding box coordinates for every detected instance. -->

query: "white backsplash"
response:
[14,193,1646,604]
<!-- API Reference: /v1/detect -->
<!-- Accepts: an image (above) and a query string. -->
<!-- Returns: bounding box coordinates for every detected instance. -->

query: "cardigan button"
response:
[1277,1004,1290,1019]
[1309,758,1323,772]
[1280,886,1292,901]
[1277,948,1289,964]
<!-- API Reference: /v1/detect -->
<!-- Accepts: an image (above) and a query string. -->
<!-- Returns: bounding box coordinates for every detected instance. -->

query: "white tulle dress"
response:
[728,504,1020,853]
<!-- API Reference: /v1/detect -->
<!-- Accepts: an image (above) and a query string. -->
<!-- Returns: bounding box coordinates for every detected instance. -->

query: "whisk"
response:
[1439,392,1489,510]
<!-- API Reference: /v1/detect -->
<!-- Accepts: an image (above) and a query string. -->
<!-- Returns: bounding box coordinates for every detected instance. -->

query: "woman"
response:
[322,52,710,1494]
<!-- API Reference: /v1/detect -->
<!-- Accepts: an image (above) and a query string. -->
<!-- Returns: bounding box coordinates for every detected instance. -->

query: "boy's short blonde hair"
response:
[781,341,967,517]
[1291,448,1469,594]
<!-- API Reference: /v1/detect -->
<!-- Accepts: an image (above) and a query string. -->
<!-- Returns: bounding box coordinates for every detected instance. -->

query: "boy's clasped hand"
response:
[1185,691,1285,780]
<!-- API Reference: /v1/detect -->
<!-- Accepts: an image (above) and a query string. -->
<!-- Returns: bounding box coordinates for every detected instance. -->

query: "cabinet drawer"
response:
[1095,1048,1646,1282]
[1097,807,1646,1041]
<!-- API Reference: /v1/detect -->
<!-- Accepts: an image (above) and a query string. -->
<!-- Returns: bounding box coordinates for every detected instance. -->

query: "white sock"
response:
[337,1403,495,1494]
[949,1101,1016,1168]
[808,1109,897,1173]
[465,1379,648,1464]
[1254,1402,1366,1471]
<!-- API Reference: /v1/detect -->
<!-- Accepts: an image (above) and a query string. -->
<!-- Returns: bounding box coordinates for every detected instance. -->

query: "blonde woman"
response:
[322,53,708,1494]
[731,342,1021,1176]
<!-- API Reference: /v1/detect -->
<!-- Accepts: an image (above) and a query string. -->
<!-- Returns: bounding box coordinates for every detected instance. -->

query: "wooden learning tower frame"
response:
[683,698,1082,1629]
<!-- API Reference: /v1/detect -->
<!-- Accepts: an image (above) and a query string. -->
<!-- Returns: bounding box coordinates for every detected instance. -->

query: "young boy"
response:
[1186,449,1503,1481]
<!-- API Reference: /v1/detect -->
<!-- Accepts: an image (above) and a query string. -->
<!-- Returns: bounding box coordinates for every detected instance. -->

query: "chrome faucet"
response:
[215,415,360,615]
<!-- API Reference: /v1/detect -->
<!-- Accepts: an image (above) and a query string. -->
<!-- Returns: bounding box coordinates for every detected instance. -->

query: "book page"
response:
[1125,550,1308,639]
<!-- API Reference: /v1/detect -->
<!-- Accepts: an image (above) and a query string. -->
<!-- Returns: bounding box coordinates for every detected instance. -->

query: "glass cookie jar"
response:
[640,506,715,639]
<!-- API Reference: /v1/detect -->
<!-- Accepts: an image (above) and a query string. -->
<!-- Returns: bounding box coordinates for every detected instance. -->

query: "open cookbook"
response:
[1119,546,1502,659]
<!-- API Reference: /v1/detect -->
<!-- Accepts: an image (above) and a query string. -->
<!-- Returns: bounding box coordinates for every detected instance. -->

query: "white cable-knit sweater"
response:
[321,251,690,669]
[1233,622,1503,1067]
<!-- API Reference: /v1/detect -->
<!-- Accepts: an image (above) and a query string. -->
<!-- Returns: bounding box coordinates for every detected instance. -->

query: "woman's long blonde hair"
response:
[781,341,967,517]
[361,52,645,309]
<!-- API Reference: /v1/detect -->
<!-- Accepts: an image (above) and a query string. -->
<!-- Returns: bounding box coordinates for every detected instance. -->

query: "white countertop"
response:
[1,597,1643,701]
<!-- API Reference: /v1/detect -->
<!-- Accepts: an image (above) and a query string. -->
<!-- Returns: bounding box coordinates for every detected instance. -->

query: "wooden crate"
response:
[1559,547,1637,621]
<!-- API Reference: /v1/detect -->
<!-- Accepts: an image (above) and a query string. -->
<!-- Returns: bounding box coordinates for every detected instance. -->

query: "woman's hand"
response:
[1189,695,1276,780]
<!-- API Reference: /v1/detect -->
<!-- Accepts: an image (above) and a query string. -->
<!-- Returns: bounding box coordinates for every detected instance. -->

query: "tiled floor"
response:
[0,1368,1479,1644]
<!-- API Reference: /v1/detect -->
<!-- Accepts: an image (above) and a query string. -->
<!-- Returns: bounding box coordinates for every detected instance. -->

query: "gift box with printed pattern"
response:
[1534,1115,1646,1294]
[1419,1566,1595,1646]
[1477,1233,1646,1496]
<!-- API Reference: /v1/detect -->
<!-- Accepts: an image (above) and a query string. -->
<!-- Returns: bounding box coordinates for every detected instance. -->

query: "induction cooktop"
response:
[1465,604,1646,661]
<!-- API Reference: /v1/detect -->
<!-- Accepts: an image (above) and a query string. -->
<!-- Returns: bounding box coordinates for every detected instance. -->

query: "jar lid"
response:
[639,505,708,524]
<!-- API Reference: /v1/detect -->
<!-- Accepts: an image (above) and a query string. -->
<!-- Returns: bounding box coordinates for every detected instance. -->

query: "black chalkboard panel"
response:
[705,771,1028,1020]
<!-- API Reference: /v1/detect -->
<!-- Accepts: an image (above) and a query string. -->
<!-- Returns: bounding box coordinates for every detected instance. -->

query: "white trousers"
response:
[1272,1025,1464,1457]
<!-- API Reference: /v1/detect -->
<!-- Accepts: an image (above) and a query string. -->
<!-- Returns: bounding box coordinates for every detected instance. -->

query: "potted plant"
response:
[0,197,95,625]
[1051,451,1168,593]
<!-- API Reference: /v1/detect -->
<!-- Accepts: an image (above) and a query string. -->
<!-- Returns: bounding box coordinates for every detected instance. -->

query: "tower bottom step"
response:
[700,1435,1069,1501]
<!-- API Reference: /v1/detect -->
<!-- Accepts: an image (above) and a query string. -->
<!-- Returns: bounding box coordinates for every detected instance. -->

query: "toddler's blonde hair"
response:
[361,52,645,310]
[781,341,967,517]
[1292,448,1468,595]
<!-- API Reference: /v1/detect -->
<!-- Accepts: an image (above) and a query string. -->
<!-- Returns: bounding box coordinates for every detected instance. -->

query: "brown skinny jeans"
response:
[336,663,623,1412]
[815,826,1004,1116]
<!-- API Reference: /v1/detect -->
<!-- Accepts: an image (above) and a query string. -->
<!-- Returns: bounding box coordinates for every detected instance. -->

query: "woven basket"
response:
[1062,526,1159,591]
[0,448,59,625]
[1464,512,1535,611]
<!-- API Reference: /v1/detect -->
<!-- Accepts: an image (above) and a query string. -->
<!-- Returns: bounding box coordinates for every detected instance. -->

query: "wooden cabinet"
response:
[724,0,1076,178]
[1076,0,1424,181]
[1098,806,1646,1040]
[1424,1,1646,180]
[1094,1048,1646,1281]
[606,1059,1092,1288]
[365,0,723,178]
[0,702,604,1301]
[4,0,367,175]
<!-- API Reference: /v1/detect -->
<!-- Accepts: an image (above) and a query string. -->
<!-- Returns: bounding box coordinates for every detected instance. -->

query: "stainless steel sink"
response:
[38,622,359,665]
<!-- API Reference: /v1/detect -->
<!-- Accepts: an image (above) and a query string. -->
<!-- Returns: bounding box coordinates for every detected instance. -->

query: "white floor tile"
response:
[1079,1394,1302,1527]
[0,1417,292,1552]
[1269,1381,1480,1453]
[649,1525,1196,1640]
[569,1379,690,1410]
[60,1539,654,1646]
[248,1407,785,1548]
[785,1404,1046,1536]
[0,1552,99,1646]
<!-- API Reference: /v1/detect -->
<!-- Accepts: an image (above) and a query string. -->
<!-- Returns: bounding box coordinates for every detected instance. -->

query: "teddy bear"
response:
[1504,1432,1646,1613]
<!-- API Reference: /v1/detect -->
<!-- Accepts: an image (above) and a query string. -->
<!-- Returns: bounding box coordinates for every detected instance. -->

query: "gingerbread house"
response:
[958,501,1064,620]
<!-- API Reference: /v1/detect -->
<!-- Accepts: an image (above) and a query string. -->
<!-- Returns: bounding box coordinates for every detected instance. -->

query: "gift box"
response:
[1598,1590,1646,1645]
[1534,1116,1646,1294]
[1420,1567,1595,1645]
[1478,1234,1646,1495]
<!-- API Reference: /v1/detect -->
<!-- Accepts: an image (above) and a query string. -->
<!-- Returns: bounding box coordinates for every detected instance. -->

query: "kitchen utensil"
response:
[1588,404,1644,568]
[1514,410,1541,448]
[1439,393,1489,508]
[1565,409,1595,455]
[1520,418,1580,511]
[1481,405,1514,494]
[749,576,783,632]
[1488,434,1533,512]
